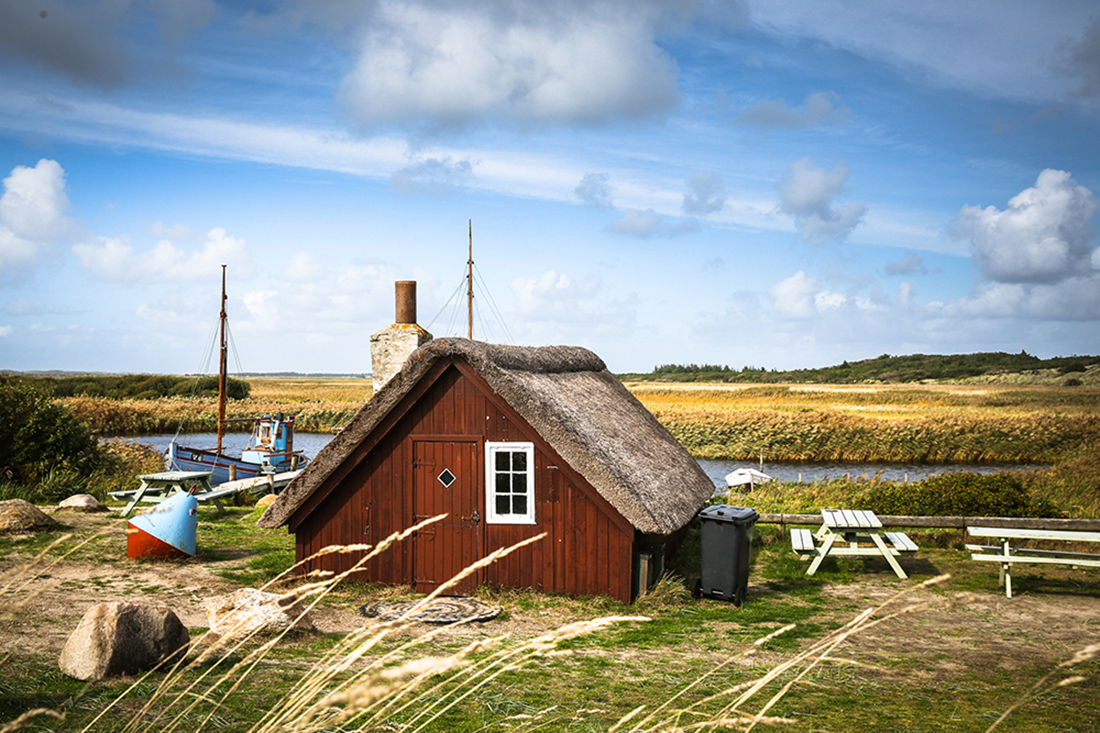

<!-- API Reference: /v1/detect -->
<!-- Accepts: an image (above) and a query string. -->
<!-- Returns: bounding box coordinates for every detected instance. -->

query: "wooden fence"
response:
[758,513,1100,532]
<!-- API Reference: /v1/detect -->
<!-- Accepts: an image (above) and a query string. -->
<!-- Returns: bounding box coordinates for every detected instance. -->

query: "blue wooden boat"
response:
[168,412,308,485]
[167,266,309,485]
[127,491,198,558]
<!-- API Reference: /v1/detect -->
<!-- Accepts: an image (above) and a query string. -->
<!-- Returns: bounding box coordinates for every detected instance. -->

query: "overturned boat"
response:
[127,491,198,559]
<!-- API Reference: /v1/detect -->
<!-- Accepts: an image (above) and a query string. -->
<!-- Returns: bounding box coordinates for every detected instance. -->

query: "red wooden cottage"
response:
[258,337,715,603]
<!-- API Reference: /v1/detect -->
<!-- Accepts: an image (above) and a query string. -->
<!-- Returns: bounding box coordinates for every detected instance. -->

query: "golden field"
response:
[60,376,1098,465]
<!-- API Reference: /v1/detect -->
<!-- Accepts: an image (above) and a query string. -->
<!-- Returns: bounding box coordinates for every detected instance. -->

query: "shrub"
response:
[0,382,106,502]
[861,473,1059,518]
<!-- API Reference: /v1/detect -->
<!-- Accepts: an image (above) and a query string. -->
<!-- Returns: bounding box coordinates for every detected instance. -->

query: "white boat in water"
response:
[725,468,772,488]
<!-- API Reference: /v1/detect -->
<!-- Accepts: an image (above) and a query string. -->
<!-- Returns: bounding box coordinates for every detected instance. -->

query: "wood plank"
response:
[968,526,1100,543]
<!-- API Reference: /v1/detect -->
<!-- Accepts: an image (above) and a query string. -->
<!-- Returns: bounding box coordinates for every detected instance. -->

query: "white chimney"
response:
[370,281,432,396]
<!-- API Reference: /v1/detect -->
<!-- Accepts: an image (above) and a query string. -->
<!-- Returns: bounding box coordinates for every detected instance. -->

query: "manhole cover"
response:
[359,597,501,624]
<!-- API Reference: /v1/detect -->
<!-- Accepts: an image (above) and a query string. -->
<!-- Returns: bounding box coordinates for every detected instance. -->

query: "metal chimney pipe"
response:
[395,281,416,324]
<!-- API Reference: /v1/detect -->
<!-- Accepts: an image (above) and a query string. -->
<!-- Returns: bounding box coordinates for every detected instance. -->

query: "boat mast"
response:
[217,264,228,455]
[466,220,474,340]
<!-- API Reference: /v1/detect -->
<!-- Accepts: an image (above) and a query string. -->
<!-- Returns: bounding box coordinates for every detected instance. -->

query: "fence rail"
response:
[758,513,1100,531]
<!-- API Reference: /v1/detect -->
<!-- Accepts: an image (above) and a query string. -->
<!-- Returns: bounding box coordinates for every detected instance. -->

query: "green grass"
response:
[4,510,1100,732]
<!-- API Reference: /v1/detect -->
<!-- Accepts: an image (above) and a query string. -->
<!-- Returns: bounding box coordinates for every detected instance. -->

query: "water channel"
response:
[125,432,1031,491]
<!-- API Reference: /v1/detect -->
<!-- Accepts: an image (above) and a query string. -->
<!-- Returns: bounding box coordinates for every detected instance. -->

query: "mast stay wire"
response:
[472,263,514,345]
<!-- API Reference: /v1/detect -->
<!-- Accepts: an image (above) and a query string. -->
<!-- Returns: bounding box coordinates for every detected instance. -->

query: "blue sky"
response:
[1,0,1099,375]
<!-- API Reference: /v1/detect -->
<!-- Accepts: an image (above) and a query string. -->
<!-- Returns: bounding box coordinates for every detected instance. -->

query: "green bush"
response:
[0,382,106,502]
[861,473,1059,518]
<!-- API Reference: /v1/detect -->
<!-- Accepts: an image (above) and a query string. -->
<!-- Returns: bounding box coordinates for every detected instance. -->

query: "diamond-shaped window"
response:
[437,469,457,488]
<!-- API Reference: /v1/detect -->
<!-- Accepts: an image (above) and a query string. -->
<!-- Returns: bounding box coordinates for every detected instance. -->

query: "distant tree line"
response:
[0,373,251,400]
[620,351,1100,384]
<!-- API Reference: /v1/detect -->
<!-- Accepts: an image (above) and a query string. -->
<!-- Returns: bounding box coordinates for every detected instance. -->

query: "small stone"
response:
[59,601,190,680]
[202,588,315,639]
[59,494,105,512]
[0,499,58,532]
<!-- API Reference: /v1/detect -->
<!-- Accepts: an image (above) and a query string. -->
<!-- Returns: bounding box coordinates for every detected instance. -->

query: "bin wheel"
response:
[691,579,702,600]
[734,587,746,608]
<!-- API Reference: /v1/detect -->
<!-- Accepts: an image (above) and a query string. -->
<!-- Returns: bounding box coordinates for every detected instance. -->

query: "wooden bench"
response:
[967,526,1100,598]
[791,528,817,555]
[885,531,918,554]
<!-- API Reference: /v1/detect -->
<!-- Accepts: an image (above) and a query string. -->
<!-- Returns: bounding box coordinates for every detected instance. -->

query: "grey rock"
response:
[58,494,105,512]
[203,588,315,638]
[0,499,58,532]
[59,601,190,680]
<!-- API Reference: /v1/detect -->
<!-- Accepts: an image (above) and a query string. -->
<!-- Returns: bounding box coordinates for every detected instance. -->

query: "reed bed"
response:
[57,379,1099,466]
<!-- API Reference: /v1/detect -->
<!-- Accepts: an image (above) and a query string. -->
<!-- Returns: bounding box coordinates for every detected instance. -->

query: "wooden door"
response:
[412,440,482,595]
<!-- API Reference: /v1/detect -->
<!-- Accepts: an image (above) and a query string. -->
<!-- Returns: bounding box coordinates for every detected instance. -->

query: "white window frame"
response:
[485,441,536,525]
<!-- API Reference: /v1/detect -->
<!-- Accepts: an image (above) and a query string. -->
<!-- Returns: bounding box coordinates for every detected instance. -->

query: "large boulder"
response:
[59,601,190,680]
[58,494,106,512]
[202,588,315,638]
[0,499,58,532]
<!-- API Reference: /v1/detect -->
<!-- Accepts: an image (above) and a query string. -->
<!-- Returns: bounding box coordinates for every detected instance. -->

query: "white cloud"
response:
[281,252,324,283]
[885,251,927,276]
[73,228,254,282]
[956,169,1098,285]
[511,270,600,317]
[576,172,613,208]
[750,1,1096,106]
[736,91,852,128]
[337,0,680,130]
[0,325,11,337]
[767,270,817,318]
[609,208,699,238]
[681,173,726,216]
[389,156,474,196]
[778,158,867,245]
[0,159,79,275]
[149,221,193,240]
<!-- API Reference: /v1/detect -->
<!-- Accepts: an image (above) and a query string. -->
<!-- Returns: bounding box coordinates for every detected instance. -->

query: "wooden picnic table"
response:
[110,470,231,517]
[791,509,917,579]
[967,526,1100,598]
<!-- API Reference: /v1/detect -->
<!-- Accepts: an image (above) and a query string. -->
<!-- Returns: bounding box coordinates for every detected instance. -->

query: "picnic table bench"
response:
[966,526,1100,598]
[792,509,918,578]
[109,470,237,517]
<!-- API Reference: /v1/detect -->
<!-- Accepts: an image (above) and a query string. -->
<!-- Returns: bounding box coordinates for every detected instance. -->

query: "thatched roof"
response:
[258,338,714,535]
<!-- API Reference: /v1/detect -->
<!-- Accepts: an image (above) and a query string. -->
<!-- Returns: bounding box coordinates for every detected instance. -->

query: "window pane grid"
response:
[486,443,534,524]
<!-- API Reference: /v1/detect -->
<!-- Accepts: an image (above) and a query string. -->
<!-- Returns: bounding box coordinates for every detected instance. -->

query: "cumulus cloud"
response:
[512,270,600,317]
[681,173,726,216]
[767,270,880,319]
[73,228,254,282]
[389,157,473,196]
[0,159,79,276]
[778,158,867,244]
[575,172,613,208]
[956,169,1098,284]
[0,0,216,88]
[337,0,681,130]
[736,91,853,128]
[609,209,699,238]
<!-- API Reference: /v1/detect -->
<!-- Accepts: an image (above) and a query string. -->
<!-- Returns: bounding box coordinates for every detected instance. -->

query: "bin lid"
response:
[699,504,759,524]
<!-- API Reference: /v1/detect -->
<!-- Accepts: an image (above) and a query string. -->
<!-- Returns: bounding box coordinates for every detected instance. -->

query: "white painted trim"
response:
[485,441,536,525]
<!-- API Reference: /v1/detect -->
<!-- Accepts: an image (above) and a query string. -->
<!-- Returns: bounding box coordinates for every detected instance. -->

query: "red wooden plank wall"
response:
[292,362,636,603]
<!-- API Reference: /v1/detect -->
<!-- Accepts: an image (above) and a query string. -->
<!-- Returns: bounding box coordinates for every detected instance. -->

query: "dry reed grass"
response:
[2,526,1096,733]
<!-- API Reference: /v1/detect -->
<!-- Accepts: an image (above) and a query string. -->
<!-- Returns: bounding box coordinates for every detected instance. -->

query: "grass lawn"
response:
[2,505,1099,732]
